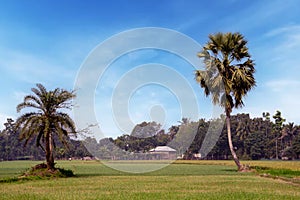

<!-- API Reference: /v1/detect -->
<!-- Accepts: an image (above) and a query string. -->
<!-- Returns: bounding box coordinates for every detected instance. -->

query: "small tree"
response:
[15,83,76,170]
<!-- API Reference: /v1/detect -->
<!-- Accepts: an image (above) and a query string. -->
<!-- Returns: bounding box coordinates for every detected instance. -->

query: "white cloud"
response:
[263,24,300,54]
[265,25,300,37]
[0,47,77,86]
[265,80,300,92]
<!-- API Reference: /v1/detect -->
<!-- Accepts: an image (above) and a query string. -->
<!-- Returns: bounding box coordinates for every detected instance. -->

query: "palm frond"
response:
[36,83,47,95]
[24,94,42,106]
[16,102,42,113]
[197,32,255,113]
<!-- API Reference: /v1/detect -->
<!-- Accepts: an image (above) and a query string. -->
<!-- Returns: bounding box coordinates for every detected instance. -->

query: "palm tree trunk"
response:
[46,132,55,170]
[49,132,54,168]
[226,113,242,171]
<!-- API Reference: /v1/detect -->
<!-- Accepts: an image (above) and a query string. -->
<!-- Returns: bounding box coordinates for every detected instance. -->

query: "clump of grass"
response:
[18,163,75,181]
[0,177,19,183]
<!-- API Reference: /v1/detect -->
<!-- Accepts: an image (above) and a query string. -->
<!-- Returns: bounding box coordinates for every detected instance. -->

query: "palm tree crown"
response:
[15,83,76,169]
[196,32,255,115]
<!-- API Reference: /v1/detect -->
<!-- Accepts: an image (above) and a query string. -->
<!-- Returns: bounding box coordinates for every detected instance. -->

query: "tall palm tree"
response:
[195,32,255,171]
[15,83,76,170]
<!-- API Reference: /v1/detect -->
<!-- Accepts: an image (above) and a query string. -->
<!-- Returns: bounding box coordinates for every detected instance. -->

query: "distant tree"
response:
[281,122,298,146]
[261,112,272,137]
[244,131,265,160]
[3,118,15,135]
[236,114,251,140]
[189,119,209,155]
[169,120,199,157]
[272,110,286,159]
[15,83,76,170]
[196,32,255,171]
[168,125,179,140]
[209,128,230,160]
[131,121,161,138]
[178,117,190,125]
[280,122,298,159]
[291,134,300,159]
[262,112,270,121]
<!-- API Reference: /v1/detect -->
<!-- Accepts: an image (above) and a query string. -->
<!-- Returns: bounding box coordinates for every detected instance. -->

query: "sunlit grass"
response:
[0,160,299,200]
[0,160,41,178]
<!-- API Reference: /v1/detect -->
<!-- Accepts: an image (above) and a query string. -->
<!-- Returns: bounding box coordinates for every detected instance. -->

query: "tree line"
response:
[1,111,299,161]
[109,112,300,161]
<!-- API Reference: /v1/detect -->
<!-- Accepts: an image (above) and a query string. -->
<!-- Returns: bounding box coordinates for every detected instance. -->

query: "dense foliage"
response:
[0,118,91,161]
[109,113,300,160]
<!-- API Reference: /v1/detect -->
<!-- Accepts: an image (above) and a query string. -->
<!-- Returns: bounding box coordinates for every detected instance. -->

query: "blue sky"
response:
[0,0,300,138]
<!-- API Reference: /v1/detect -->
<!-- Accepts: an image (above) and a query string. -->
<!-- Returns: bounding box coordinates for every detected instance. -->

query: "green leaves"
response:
[195,32,256,113]
[15,84,77,169]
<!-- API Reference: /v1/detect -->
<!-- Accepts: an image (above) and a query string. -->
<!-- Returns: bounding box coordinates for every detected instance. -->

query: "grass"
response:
[0,160,299,199]
[0,160,40,178]
[175,160,300,170]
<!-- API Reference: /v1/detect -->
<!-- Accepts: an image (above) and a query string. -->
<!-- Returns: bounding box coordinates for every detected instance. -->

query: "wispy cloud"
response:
[258,24,300,77]
[265,25,300,37]
[264,25,300,50]
[0,48,77,86]
[265,80,300,92]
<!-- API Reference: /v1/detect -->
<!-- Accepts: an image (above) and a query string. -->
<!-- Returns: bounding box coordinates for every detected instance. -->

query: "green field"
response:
[0,160,299,200]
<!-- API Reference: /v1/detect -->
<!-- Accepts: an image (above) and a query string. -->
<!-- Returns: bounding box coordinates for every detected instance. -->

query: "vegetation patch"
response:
[0,177,19,183]
[252,165,300,185]
[18,163,74,181]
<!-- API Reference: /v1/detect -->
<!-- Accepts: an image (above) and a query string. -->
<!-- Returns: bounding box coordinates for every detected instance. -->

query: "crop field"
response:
[0,160,299,200]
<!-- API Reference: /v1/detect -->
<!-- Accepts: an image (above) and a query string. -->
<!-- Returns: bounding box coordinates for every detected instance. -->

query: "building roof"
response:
[149,146,176,152]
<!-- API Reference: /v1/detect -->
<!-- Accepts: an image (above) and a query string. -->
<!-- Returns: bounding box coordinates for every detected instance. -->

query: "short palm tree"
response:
[195,32,255,171]
[15,83,76,170]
